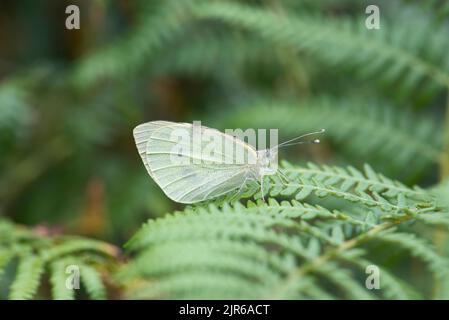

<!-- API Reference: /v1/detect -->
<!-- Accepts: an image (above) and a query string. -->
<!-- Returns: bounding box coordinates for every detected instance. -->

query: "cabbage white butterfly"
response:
[133,121,324,204]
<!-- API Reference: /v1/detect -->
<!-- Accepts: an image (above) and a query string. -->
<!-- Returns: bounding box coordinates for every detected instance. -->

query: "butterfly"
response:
[133,121,324,204]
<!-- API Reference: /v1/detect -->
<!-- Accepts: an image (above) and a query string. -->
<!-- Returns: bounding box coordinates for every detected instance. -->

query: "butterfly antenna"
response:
[274,129,325,149]
[277,138,321,148]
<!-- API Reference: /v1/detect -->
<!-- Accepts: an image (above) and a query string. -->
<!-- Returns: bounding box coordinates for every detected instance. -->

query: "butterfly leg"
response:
[260,175,266,202]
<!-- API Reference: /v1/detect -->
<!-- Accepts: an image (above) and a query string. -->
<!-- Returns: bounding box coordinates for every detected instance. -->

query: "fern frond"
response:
[339,253,422,299]
[0,219,118,300]
[0,249,14,281]
[314,262,375,300]
[122,162,447,300]
[432,178,449,209]
[41,238,119,262]
[413,212,449,229]
[268,162,434,213]
[79,263,107,300]
[8,256,44,300]
[194,2,449,97]
[150,30,268,77]
[73,0,204,87]
[126,200,365,253]
[50,260,75,300]
[129,272,266,300]
[371,232,449,279]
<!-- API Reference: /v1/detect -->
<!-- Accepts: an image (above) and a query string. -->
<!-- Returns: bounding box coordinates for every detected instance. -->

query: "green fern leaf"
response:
[50,260,76,300]
[194,2,449,95]
[122,165,445,300]
[79,263,107,300]
[9,256,44,300]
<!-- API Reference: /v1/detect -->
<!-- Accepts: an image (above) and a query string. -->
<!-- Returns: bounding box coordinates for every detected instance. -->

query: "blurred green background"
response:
[0,0,448,247]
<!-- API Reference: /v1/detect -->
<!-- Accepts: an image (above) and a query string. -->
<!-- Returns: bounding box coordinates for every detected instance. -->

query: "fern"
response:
[273,161,433,212]
[73,0,449,100]
[2,0,449,302]
[50,260,75,300]
[193,2,449,99]
[73,0,205,87]
[372,231,449,278]
[339,254,421,299]
[121,162,448,299]
[149,29,278,82]
[79,263,107,300]
[0,219,118,300]
[8,256,44,300]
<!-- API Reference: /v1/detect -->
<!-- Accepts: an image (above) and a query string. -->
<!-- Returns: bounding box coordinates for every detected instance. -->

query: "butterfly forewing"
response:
[133,121,258,203]
[133,121,176,178]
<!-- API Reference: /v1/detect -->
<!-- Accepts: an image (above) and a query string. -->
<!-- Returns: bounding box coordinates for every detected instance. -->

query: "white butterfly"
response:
[133,121,324,204]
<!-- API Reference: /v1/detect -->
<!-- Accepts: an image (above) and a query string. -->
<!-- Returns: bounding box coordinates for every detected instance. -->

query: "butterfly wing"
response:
[133,121,257,203]
[133,121,180,178]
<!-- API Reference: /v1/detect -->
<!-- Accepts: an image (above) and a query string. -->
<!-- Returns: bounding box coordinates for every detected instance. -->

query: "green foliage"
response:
[79,263,108,300]
[1,0,449,300]
[0,83,32,158]
[72,1,449,102]
[270,162,434,213]
[8,256,44,300]
[406,0,449,23]
[120,163,448,299]
[73,0,203,87]
[194,2,449,99]
[0,220,118,299]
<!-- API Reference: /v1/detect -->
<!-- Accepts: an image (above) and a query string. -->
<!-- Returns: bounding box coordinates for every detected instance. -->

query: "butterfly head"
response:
[257,148,279,176]
[256,129,325,177]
